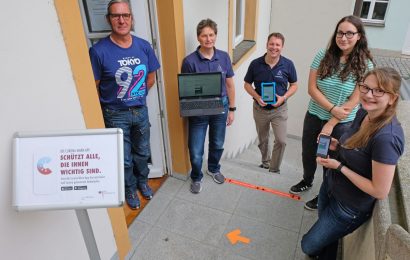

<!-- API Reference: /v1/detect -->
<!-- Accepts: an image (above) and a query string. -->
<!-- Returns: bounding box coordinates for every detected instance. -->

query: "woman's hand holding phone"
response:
[316,134,341,171]
[316,134,331,158]
[316,156,340,170]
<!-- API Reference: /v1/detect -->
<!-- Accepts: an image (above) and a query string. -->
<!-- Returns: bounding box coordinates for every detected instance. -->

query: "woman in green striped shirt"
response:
[290,16,374,210]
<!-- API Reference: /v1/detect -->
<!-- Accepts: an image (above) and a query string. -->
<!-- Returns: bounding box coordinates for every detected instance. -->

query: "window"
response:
[233,0,245,47]
[229,0,258,68]
[355,0,389,25]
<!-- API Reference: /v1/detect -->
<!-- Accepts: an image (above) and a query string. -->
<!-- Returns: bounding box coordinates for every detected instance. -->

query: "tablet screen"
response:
[261,82,276,104]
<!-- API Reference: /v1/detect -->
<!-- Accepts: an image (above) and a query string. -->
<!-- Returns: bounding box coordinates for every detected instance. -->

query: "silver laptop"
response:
[178,72,225,117]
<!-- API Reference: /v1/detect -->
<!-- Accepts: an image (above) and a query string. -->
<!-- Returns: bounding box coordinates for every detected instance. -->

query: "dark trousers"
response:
[301,177,371,259]
[301,112,352,185]
[188,104,229,182]
[102,106,151,192]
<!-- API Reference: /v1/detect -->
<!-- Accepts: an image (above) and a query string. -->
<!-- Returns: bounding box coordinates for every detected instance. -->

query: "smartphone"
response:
[261,82,276,104]
[316,135,331,158]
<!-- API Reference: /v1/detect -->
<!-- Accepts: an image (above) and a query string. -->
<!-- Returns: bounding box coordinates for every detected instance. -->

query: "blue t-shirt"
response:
[244,54,297,109]
[328,108,405,212]
[89,36,160,109]
[181,47,234,98]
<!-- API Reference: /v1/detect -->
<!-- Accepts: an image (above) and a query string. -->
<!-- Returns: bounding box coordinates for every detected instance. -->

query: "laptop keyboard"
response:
[181,100,224,110]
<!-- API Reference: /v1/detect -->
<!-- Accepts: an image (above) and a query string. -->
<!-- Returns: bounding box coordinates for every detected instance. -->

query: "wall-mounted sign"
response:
[13,129,124,211]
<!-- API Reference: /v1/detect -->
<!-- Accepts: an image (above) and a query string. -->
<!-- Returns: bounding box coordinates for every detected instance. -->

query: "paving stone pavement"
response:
[373,54,410,79]
[371,51,410,100]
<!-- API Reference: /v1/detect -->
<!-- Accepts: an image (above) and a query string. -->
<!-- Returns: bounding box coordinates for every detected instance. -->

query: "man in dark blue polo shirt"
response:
[181,18,236,194]
[244,32,298,173]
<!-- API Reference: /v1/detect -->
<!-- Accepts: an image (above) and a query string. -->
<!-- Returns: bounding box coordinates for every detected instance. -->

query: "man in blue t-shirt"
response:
[244,32,298,173]
[89,0,160,210]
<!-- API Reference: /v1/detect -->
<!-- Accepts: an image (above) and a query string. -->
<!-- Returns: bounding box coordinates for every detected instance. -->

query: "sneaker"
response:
[190,181,202,194]
[269,168,280,174]
[289,180,312,194]
[207,170,225,184]
[259,164,269,169]
[138,183,153,200]
[304,195,318,210]
[125,190,140,210]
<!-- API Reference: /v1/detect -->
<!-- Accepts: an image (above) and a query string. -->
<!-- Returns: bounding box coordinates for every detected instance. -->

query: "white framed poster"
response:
[13,128,124,211]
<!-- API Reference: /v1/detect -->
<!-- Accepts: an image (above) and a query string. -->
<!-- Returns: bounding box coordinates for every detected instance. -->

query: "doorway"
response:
[78,0,170,224]
[78,0,168,178]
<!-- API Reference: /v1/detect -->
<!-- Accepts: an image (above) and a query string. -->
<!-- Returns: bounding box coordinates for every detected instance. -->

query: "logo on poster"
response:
[36,157,53,175]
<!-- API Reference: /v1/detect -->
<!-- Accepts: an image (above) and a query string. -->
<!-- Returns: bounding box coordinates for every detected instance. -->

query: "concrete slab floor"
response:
[127,137,322,260]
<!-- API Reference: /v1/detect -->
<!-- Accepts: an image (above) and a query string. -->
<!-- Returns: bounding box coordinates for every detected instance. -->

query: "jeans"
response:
[102,106,151,192]
[302,112,352,185]
[253,101,288,171]
[188,102,229,182]
[301,178,371,259]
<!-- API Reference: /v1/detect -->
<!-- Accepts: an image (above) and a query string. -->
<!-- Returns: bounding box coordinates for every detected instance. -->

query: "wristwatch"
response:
[229,107,236,112]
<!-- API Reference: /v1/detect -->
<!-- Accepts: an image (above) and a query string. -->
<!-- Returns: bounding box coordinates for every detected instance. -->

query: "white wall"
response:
[224,0,274,158]
[0,1,116,259]
[182,0,273,159]
[270,0,355,137]
[183,0,229,54]
[181,0,356,158]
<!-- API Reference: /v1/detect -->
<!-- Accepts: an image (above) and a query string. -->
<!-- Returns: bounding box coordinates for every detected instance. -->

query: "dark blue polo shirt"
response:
[328,108,405,212]
[181,47,234,97]
[244,54,297,109]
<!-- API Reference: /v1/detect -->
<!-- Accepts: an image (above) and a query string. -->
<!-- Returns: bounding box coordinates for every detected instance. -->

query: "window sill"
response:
[232,40,256,65]
[362,21,385,27]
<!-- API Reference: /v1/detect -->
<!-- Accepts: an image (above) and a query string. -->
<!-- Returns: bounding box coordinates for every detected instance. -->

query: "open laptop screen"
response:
[177,72,222,98]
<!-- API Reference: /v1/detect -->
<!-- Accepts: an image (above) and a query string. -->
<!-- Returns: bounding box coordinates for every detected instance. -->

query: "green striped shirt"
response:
[307,49,374,122]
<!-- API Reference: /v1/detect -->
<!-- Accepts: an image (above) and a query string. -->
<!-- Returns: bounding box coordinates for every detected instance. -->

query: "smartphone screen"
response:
[261,82,276,104]
[316,135,331,158]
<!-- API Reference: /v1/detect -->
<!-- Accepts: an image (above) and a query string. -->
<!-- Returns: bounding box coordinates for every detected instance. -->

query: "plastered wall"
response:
[0,1,116,259]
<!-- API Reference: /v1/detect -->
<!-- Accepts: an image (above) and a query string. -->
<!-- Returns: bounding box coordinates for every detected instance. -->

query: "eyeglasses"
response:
[336,31,358,39]
[358,83,386,97]
[109,13,131,20]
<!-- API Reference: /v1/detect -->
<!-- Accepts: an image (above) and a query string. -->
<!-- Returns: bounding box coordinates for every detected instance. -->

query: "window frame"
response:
[355,0,390,25]
[233,0,245,47]
[228,0,258,69]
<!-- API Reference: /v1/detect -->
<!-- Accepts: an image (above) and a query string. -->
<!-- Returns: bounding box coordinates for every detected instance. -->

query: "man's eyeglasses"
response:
[358,83,386,97]
[109,13,131,20]
[336,31,358,39]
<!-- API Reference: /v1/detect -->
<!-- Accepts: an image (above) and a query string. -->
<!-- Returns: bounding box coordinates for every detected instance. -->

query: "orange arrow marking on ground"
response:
[226,229,250,245]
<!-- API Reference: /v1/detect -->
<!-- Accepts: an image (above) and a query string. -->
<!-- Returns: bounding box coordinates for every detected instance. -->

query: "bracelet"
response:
[336,163,344,172]
[329,105,336,113]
